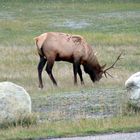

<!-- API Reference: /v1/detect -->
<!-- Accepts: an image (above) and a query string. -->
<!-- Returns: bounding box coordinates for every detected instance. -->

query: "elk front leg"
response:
[73,61,80,85]
[38,55,47,88]
[78,66,84,85]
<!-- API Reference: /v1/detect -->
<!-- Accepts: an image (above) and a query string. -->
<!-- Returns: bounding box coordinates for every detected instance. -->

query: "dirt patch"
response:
[32,89,126,121]
[53,20,90,29]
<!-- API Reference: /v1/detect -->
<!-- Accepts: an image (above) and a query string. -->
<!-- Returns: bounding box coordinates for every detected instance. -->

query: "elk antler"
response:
[103,52,123,78]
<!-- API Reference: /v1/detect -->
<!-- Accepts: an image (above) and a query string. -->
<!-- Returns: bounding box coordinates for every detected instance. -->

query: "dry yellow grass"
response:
[0,44,139,95]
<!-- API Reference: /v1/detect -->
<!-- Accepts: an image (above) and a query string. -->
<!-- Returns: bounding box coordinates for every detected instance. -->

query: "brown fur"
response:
[35,32,105,88]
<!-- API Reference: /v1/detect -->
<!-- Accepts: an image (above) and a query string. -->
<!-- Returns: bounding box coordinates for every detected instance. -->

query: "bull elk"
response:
[34,32,122,88]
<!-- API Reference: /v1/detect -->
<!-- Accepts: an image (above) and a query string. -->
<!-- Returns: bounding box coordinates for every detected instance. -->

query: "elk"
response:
[34,32,122,88]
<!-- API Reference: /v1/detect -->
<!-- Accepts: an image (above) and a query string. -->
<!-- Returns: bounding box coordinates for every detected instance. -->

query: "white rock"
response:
[0,82,31,124]
[125,72,140,107]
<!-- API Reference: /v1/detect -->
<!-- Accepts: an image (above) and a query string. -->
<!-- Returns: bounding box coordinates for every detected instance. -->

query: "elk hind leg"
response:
[38,55,47,88]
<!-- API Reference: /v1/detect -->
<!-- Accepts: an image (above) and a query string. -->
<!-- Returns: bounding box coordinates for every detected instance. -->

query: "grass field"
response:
[0,0,140,139]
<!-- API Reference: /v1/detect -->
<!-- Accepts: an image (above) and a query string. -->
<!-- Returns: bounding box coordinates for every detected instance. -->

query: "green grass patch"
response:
[0,114,38,129]
[0,0,140,46]
[0,115,140,139]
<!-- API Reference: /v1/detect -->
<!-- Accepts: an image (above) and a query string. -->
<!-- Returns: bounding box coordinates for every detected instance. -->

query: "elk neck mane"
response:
[82,47,102,82]
[86,47,101,70]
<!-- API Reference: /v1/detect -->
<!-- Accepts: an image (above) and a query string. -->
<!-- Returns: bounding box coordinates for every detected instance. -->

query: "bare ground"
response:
[32,88,126,121]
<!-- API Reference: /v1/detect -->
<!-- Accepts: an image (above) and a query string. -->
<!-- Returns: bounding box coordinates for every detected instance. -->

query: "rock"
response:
[125,72,140,107]
[0,82,31,124]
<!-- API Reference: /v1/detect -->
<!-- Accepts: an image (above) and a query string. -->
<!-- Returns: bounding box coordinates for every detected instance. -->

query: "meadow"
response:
[0,0,140,139]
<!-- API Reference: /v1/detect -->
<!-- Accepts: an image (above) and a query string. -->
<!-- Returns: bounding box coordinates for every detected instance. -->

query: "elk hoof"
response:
[53,83,57,86]
[39,84,43,89]
[81,81,85,85]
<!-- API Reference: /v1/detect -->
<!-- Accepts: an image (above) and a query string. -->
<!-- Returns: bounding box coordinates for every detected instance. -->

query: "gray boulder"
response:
[0,82,31,124]
[125,72,140,108]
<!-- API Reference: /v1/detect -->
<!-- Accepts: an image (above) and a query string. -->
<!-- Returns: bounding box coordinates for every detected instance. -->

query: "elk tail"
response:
[34,37,44,57]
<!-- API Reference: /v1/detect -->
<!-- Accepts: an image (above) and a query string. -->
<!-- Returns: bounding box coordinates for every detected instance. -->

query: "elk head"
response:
[83,52,123,82]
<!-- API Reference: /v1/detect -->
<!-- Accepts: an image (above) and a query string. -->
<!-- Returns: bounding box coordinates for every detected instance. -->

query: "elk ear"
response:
[101,64,106,69]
